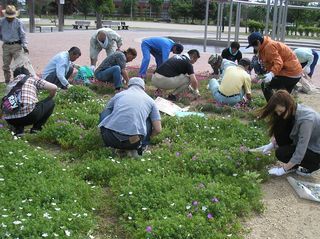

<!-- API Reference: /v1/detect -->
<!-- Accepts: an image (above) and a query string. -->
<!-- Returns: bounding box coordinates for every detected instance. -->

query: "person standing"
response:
[293,48,319,78]
[89,28,123,69]
[246,32,302,101]
[221,41,242,63]
[95,48,137,91]
[0,5,28,83]
[42,47,81,89]
[139,37,184,78]
[99,77,162,157]
[151,49,200,101]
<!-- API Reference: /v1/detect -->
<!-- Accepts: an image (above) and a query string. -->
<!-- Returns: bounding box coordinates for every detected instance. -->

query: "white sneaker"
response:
[127,150,139,158]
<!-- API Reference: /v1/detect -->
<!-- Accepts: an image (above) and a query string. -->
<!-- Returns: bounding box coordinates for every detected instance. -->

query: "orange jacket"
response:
[259,36,302,77]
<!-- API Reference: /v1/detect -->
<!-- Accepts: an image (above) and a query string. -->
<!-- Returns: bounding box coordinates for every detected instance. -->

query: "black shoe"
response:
[296,166,320,176]
[14,127,24,137]
[167,94,177,102]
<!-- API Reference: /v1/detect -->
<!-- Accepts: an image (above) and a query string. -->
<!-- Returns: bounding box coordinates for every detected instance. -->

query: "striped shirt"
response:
[3,75,46,119]
[0,17,27,47]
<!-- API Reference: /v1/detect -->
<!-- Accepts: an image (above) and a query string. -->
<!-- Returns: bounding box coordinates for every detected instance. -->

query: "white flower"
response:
[38,171,42,174]
[141,158,145,162]
[147,169,152,172]
[42,233,48,237]
[0,165,4,168]
[64,230,71,237]
[1,223,7,228]
[26,213,32,217]
[170,203,175,206]
[128,216,132,220]
[0,178,4,182]
[13,220,22,225]
[54,208,61,211]
[119,194,124,197]
[89,235,95,239]
[186,205,191,210]
[128,192,133,195]
[201,206,207,212]
[53,233,59,237]
[142,207,147,211]
[86,167,90,170]
[43,212,52,219]
[51,202,56,206]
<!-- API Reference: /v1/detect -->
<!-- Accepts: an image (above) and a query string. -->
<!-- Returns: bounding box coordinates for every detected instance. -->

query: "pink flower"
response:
[146,226,152,233]
[207,213,213,219]
[192,201,198,206]
[175,152,180,157]
[211,197,219,203]
[187,213,193,218]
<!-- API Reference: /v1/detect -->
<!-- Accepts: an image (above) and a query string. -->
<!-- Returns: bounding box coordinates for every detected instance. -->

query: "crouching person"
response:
[98,77,162,157]
[208,58,252,106]
[255,90,320,177]
[3,66,57,136]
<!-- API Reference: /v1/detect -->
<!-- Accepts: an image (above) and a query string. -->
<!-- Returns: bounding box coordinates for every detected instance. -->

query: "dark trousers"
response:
[44,66,74,89]
[301,49,319,77]
[6,97,55,133]
[261,76,300,101]
[274,117,320,172]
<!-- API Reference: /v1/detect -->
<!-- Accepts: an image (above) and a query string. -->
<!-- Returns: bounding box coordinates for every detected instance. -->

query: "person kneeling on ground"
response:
[253,90,320,177]
[151,49,200,101]
[3,66,57,136]
[98,77,162,157]
[208,58,252,106]
[208,54,237,79]
[221,41,242,63]
[95,48,137,92]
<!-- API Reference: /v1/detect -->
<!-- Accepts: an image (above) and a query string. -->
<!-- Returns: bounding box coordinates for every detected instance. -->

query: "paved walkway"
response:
[0,20,319,86]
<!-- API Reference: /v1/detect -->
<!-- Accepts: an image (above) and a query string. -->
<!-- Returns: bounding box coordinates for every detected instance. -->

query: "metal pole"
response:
[265,0,271,35]
[271,0,278,39]
[204,0,210,52]
[276,0,283,40]
[235,2,241,42]
[216,3,221,40]
[227,0,233,45]
[281,0,289,41]
[130,0,133,19]
[58,2,64,32]
[219,3,224,40]
[28,0,35,33]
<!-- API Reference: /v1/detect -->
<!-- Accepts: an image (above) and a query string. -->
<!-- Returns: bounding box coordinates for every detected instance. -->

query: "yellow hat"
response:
[2,5,19,18]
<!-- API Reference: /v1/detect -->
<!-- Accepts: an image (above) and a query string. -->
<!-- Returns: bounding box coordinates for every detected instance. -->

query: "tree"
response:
[190,0,206,23]
[77,0,93,19]
[92,0,114,29]
[121,0,137,16]
[169,0,192,22]
[149,0,163,17]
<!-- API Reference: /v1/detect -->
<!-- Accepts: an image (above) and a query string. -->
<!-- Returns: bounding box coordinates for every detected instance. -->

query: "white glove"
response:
[67,84,73,89]
[263,72,274,83]
[304,66,310,75]
[268,167,286,176]
[90,65,95,72]
[250,142,274,155]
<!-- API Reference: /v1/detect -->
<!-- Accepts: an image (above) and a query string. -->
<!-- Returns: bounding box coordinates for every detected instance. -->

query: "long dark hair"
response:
[256,90,297,137]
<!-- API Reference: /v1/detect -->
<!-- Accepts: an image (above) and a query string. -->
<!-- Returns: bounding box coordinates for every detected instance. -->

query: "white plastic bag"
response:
[287,176,320,202]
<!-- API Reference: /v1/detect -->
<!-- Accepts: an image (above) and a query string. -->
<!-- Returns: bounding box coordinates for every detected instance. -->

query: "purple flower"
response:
[175,152,180,157]
[0,123,3,128]
[256,157,261,161]
[187,213,193,218]
[211,197,219,203]
[192,201,198,206]
[146,226,152,233]
[207,213,213,219]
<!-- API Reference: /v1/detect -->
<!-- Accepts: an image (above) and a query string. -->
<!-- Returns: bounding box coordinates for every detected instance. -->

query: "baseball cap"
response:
[128,77,145,90]
[246,32,263,48]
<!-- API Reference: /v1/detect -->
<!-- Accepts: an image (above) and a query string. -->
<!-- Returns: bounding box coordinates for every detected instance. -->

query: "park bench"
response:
[36,25,56,32]
[72,20,91,30]
[100,20,129,30]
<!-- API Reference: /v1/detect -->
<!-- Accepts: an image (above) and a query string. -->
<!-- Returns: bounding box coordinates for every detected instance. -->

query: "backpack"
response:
[1,75,29,114]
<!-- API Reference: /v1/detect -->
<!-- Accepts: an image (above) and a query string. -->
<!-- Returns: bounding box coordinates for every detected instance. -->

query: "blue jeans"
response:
[139,42,163,77]
[208,78,243,106]
[95,65,122,89]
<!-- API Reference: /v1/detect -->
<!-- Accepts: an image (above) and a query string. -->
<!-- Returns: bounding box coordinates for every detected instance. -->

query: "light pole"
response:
[130,0,133,19]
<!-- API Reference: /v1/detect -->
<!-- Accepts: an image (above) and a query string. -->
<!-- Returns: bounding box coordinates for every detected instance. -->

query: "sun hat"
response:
[128,77,145,90]
[246,32,263,48]
[2,5,19,18]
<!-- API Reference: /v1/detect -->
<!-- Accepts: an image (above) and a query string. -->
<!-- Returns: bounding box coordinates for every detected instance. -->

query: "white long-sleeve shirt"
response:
[293,48,314,68]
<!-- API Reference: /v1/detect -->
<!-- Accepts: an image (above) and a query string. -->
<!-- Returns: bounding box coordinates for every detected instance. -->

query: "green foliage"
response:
[247,20,265,33]
[0,130,103,238]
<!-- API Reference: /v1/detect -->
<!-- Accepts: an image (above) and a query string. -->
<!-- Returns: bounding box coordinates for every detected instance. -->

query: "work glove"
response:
[303,66,311,75]
[67,84,73,89]
[268,167,286,176]
[189,85,200,97]
[250,142,274,155]
[90,65,95,72]
[263,72,274,83]
[23,47,29,54]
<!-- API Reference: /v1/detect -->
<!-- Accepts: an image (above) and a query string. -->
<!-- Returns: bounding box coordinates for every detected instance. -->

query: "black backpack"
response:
[1,75,29,114]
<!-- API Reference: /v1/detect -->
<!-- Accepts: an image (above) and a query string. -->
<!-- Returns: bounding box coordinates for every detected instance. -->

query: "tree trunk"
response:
[96,12,102,29]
